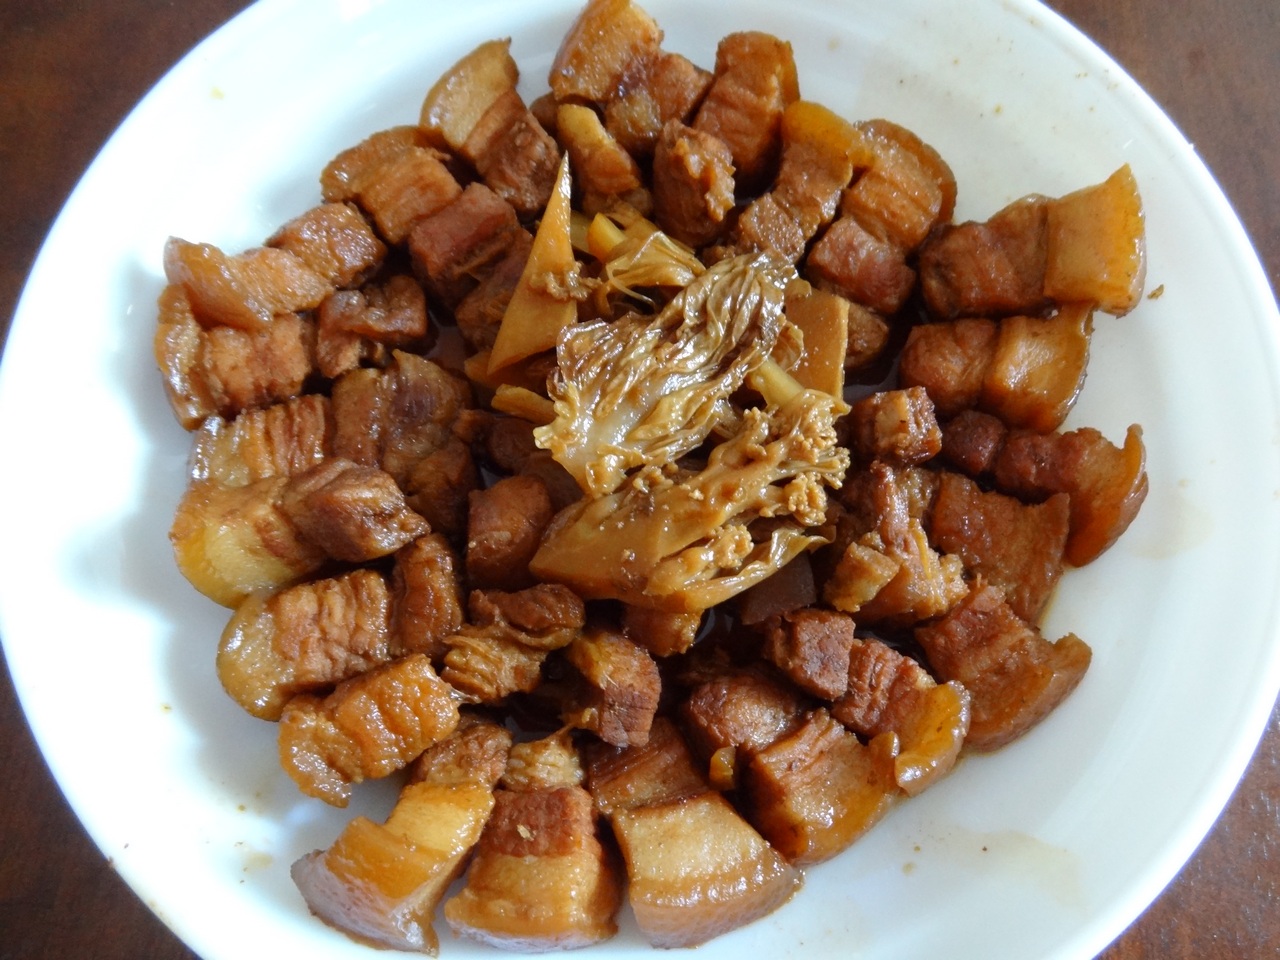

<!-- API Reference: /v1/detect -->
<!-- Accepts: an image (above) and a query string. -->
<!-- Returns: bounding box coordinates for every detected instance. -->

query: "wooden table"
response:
[1,1,1276,957]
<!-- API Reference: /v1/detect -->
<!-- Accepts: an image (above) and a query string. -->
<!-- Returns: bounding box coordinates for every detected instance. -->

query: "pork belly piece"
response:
[441,583,585,704]
[832,637,970,796]
[981,303,1093,432]
[315,273,430,379]
[330,351,472,490]
[846,300,893,374]
[942,413,1149,567]
[603,51,713,159]
[465,474,555,591]
[217,569,392,721]
[918,195,1049,320]
[823,463,966,628]
[279,458,427,564]
[407,182,522,310]
[734,553,817,627]
[445,734,623,950]
[806,215,916,316]
[562,628,662,747]
[292,719,510,954]
[391,533,465,659]
[155,284,314,428]
[621,604,703,657]
[761,608,856,701]
[189,394,332,486]
[164,238,331,333]
[266,201,386,290]
[745,708,898,865]
[585,717,801,949]
[454,230,533,352]
[650,120,736,249]
[735,101,860,261]
[556,103,651,215]
[278,653,461,807]
[693,31,800,194]
[548,0,663,105]
[320,125,438,203]
[898,316,999,419]
[353,145,464,244]
[846,386,942,468]
[405,438,480,540]
[841,118,956,254]
[929,470,1069,624]
[916,579,1091,750]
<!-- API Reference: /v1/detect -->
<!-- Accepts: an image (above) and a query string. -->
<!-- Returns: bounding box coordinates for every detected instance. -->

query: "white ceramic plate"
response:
[2,1,1278,957]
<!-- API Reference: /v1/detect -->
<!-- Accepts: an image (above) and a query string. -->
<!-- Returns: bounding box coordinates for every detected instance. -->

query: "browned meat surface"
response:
[915,580,1091,751]
[391,533,465,659]
[564,629,662,747]
[761,608,856,700]
[319,125,438,203]
[407,714,513,788]
[466,474,555,590]
[621,605,703,657]
[734,554,817,626]
[651,120,736,249]
[278,653,462,806]
[938,408,1008,476]
[330,351,473,489]
[586,716,708,816]
[846,386,942,467]
[468,98,562,220]
[190,394,332,486]
[732,193,806,263]
[832,637,932,738]
[928,470,1069,623]
[266,201,386,289]
[557,103,650,215]
[404,438,480,539]
[314,273,430,379]
[898,317,999,419]
[680,667,808,766]
[806,215,916,315]
[469,582,586,640]
[454,230,533,351]
[604,52,713,158]
[693,32,799,194]
[217,569,391,721]
[919,195,1049,320]
[845,300,892,374]
[279,458,428,563]
[407,182,522,308]
[352,145,464,244]
[164,238,331,332]
[548,0,663,105]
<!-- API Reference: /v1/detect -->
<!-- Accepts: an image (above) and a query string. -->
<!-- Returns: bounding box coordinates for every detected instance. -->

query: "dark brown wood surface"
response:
[0,1,1276,957]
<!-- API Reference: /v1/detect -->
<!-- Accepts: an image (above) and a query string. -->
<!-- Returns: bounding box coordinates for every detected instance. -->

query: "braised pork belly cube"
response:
[420,38,520,155]
[548,0,663,105]
[404,438,480,539]
[693,31,800,194]
[465,474,555,591]
[391,533,466,659]
[621,604,703,657]
[745,708,898,865]
[320,125,438,203]
[464,93,562,220]
[189,394,332,486]
[1044,165,1146,315]
[468,582,587,643]
[929,470,1069,624]
[445,734,623,950]
[556,103,651,215]
[278,653,461,806]
[454,230,533,352]
[353,145,464,244]
[823,463,966,628]
[982,303,1093,432]
[155,283,314,428]
[217,569,392,721]
[585,718,801,948]
[841,119,957,254]
[916,580,1091,751]
[833,638,970,796]
[266,201,386,289]
[650,120,736,249]
[163,237,331,333]
[735,553,818,627]
[846,386,943,467]
[761,608,856,701]
[845,300,893,375]
[170,475,327,607]
[279,458,428,563]
[806,215,916,316]
[292,719,511,955]
[330,351,473,491]
[604,51,713,159]
[562,628,662,747]
[938,407,1008,476]
[315,273,430,379]
[407,182,522,309]
[898,317,999,419]
[919,195,1049,320]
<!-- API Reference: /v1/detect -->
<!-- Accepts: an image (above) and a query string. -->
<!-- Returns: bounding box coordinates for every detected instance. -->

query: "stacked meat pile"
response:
[153,0,1150,952]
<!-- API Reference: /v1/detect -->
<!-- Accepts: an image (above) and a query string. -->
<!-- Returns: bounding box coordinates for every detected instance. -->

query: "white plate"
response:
[2,1,1278,958]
